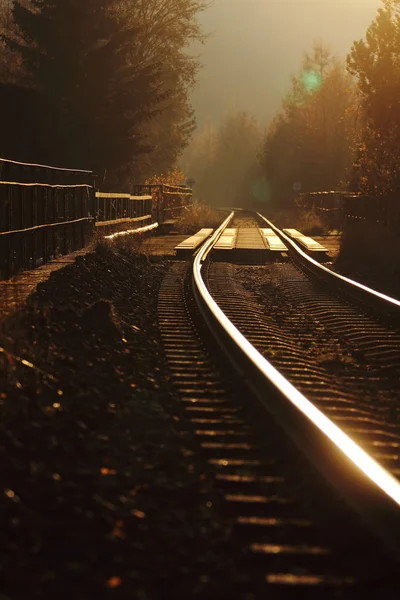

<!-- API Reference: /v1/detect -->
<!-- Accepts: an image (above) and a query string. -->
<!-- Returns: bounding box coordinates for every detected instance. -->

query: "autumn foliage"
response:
[347,0,400,195]
[259,42,357,205]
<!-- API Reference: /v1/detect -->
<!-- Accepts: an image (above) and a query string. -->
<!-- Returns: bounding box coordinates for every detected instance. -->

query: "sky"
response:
[191,0,382,129]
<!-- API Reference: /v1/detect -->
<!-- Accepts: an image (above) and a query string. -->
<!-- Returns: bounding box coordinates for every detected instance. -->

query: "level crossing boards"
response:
[176,226,291,262]
[174,228,214,257]
[282,229,328,253]
[213,228,237,250]
[213,227,288,263]
[259,228,288,252]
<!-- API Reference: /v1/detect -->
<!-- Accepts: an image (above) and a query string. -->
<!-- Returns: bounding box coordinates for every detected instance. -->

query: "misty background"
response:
[182,0,383,207]
[191,0,381,128]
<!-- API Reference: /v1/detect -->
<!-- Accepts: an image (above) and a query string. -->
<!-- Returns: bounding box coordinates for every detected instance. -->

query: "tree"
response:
[0,0,25,81]
[2,0,207,186]
[119,0,207,181]
[183,111,262,207]
[2,0,163,184]
[347,0,400,194]
[260,44,356,204]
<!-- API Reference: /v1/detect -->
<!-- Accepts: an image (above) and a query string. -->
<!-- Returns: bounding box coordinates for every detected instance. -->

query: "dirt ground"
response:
[0,245,241,600]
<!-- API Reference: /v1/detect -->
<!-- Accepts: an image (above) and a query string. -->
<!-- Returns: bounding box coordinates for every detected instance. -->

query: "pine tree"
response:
[259,46,356,204]
[347,0,400,194]
[3,0,162,182]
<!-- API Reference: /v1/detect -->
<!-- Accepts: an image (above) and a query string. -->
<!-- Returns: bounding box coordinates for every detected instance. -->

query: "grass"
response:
[266,207,328,235]
[173,202,226,234]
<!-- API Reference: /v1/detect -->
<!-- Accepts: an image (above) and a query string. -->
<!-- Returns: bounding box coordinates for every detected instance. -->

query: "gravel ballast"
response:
[0,246,239,599]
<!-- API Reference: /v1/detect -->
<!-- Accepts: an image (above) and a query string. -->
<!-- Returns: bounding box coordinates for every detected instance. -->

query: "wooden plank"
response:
[282,228,303,239]
[296,236,328,252]
[259,229,288,251]
[283,228,327,252]
[175,228,213,254]
[0,181,91,189]
[96,193,152,201]
[96,192,131,199]
[214,228,237,250]
[235,228,266,250]
[0,217,93,236]
[104,222,158,240]
[95,215,152,227]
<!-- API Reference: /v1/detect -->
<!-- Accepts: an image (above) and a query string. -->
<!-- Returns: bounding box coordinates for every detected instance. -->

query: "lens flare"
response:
[302,69,322,93]
[250,179,271,202]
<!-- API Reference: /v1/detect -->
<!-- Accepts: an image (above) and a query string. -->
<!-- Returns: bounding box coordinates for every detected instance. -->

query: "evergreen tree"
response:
[3,0,162,183]
[120,0,206,180]
[347,0,400,195]
[260,45,356,204]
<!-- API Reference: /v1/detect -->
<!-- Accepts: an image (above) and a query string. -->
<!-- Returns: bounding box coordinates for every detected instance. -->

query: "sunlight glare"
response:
[302,69,322,93]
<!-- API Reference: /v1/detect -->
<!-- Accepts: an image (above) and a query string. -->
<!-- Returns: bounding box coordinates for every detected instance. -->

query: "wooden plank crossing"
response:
[259,228,288,252]
[235,228,266,249]
[214,228,237,250]
[175,228,214,257]
[213,228,289,263]
[282,229,328,253]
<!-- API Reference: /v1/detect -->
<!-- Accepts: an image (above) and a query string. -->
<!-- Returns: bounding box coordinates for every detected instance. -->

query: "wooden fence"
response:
[133,184,193,223]
[0,182,95,279]
[0,156,94,185]
[0,158,193,280]
[299,191,400,235]
[95,192,153,229]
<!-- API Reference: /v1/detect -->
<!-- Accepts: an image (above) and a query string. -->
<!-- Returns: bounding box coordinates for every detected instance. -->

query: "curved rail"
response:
[258,213,400,319]
[192,211,400,557]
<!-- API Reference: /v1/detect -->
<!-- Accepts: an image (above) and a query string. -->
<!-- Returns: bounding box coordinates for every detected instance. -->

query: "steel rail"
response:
[258,213,400,318]
[192,211,400,558]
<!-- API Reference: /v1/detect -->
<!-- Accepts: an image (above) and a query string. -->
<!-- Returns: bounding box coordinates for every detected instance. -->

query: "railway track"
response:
[158,211,400,597]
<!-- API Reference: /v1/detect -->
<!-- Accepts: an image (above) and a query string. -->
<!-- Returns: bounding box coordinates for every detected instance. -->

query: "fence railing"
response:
[299,191,400,234]
[95,193,153,227]
[299,191,359,231]
[0,181,95,279]
[133,184,193,223]
[0,158,193,280]
[0,157,94,186]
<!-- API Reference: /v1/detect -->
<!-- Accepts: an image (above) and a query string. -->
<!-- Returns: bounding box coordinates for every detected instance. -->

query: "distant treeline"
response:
[185,1,400,206]
[0,0,206,189]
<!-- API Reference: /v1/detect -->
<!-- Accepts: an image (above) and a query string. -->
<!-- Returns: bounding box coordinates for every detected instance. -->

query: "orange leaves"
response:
[100,467,117,476]
[112,520,126,539]
[106,576,122,589]
[145,166,187,187]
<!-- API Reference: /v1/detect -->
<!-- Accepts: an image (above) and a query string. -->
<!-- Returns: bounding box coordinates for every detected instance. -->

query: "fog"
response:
[192,0,382,128]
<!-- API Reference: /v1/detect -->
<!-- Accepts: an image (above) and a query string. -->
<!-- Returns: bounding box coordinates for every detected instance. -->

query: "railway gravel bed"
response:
[0,245,242,599]
[1,224,400,598]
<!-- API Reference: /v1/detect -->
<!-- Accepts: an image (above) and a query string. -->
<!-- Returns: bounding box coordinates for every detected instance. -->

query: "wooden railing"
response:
[95,193,153,228]
[299,191,358,231]
[299,191,400,234]
[0,157,94,185]
[0,158,193,279]
[0,181,95,279]
[133,184,193,223]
